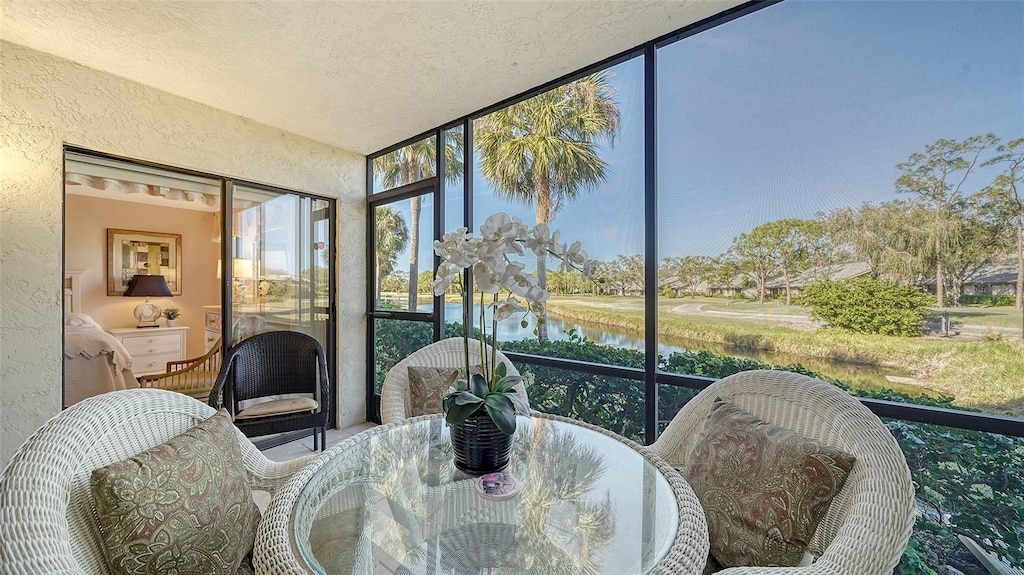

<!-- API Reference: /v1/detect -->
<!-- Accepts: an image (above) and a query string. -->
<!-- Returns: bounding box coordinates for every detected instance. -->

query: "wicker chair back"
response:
[208,330,331,450]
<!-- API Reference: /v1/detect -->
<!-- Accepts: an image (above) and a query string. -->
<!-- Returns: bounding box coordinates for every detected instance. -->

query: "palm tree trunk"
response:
[535,175,552,341]
[1016,217,1023,310]
[784,272,792,306]
[409,195,420,311]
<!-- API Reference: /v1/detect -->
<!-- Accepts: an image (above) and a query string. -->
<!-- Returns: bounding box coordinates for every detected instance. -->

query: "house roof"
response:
[0,1,741,155]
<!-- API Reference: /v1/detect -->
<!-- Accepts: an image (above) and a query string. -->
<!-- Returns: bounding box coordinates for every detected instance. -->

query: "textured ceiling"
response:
[0,0,741,155]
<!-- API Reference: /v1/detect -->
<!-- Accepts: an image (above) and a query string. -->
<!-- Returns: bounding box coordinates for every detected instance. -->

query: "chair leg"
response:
[313,427,319,451]
[321,425,327,451]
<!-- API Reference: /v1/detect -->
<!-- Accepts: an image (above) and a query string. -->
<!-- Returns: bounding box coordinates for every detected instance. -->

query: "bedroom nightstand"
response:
[110,326,189,377]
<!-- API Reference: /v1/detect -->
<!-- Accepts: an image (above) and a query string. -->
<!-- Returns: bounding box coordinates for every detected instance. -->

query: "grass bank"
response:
[548,295,1024,416]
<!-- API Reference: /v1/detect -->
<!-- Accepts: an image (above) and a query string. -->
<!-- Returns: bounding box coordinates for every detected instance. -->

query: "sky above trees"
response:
[380,0,1023,266]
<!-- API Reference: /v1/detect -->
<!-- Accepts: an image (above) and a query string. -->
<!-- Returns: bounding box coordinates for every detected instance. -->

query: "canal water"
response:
[438,303,927,396]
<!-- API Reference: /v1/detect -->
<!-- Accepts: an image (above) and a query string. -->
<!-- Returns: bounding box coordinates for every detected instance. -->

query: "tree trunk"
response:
[784,271,792,306]
[408,195,421,311]
[535,175,552,341]
[935,234,945,308]
[375,264,383,308]
[1017,218,1024,310]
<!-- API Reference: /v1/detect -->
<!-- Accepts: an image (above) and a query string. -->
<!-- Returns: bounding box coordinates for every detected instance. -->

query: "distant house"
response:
[764,262,873,299]
[963,262,1019,296]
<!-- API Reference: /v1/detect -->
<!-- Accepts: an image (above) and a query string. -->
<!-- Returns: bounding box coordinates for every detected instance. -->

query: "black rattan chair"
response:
[208,330,330,451]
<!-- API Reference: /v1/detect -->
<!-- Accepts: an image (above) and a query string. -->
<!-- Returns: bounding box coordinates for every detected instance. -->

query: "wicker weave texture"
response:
[0,388,315,575]
[208,331,330,442]
[652,369,915,575]
[380,337,529,424]
[255,412,709,575]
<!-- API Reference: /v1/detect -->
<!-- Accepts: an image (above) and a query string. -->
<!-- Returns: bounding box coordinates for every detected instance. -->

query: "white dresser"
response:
[110,326,189,377]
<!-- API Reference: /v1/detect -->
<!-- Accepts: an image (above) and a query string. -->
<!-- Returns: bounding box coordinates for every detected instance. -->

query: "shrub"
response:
[959,294,1016,306]
[799,278,932,336]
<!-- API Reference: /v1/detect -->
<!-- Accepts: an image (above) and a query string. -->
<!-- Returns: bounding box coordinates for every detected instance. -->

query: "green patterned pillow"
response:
[683,400,855,568]
[407,365,481,417]
[90,409,261,575]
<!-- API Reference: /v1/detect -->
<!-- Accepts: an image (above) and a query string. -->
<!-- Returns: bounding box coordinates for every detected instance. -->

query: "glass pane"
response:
[471,57,645,363]
[442,126,467,329]
[656,0,1024,418]
[372,194,434,312]
[373,318,434,395]
[230,186,330,348]
[371,136,438,194]
[888,421,1024,572]
[513,362,644,442]
[656,382,700,435]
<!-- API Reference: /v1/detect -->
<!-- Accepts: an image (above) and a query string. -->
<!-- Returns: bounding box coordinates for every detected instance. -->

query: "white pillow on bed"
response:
[65,312,103,329]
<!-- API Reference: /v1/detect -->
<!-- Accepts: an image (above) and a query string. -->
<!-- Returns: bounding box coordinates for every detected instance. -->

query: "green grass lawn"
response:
[548,295,1024,416]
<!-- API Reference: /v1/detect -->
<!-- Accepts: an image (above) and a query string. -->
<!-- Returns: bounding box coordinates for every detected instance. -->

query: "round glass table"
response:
[256,413,708,575]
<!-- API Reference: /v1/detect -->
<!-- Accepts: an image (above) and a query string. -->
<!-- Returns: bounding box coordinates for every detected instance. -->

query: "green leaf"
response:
[508,392,530,415]
[492,374,523,393]
[469,373,489,398]
[483,395,517,435]
[453,392,484,406]
[495,362,508,379]
[445,401,483,426]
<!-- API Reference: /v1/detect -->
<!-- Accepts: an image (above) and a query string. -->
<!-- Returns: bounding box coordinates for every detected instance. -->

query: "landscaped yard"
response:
[547,295,1024,416]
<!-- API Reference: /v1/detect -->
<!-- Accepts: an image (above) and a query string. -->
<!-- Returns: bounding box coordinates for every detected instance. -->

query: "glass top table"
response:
[256,413,708,575]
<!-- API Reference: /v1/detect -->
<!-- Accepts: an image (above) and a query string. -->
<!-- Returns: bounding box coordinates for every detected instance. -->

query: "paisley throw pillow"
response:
[90,409,260,575]
[683,399,855,568]
[408,365,481,417]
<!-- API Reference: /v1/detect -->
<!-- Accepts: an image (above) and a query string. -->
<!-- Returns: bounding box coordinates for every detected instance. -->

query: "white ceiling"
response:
[0,0,742,155]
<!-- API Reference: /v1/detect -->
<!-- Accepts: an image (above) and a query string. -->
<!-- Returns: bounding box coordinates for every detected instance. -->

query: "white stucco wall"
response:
[0,41,367,466]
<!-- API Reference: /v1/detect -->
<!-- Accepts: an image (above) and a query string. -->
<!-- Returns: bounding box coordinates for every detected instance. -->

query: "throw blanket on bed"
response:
[64,326,133,373]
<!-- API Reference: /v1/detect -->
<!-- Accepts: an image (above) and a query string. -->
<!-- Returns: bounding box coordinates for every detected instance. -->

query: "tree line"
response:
[657,135,1024,309]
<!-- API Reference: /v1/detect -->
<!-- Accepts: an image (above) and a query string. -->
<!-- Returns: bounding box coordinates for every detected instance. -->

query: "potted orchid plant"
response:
[433,213,592,473]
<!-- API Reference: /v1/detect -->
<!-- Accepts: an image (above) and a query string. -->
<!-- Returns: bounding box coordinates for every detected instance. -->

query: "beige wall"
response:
[64,194,220,357]
[0,41,367,466]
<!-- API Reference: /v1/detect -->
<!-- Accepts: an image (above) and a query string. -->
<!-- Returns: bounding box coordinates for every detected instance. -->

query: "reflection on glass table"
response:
[257,413,709,575]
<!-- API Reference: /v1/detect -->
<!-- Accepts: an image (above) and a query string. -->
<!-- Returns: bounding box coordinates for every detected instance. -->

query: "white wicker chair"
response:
[0,388,316,574]
[652,370,915,575]
[380,337,530,424]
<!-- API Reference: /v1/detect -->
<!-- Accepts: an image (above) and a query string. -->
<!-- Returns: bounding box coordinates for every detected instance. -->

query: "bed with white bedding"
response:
[63,273,139,407]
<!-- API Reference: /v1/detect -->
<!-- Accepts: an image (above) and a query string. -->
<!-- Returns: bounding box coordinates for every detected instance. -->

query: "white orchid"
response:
[432,212,592,393]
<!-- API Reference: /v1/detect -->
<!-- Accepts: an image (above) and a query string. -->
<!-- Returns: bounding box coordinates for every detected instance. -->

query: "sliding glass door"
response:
[227,183,336,419]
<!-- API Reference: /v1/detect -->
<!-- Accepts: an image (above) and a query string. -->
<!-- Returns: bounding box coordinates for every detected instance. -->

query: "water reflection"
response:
[445,304,922,396]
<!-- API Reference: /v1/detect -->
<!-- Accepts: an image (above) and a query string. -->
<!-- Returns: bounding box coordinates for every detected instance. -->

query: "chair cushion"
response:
[236,397,319,419]
[407,365,481,417]
[683,399,855,568]
[90,409,261,575]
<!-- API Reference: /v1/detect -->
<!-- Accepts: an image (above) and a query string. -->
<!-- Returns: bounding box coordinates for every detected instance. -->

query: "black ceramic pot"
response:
[450,410,514,475]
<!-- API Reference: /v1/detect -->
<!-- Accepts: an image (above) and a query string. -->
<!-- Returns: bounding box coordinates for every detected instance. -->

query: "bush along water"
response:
[375,323,1023,572]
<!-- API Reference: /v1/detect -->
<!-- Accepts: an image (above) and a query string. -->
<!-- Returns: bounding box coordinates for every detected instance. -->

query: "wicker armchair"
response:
[138,337,222,401]
[651,370,915,575]
[0,388,315,574]
[379,337,530,424]
[208,330,331,451]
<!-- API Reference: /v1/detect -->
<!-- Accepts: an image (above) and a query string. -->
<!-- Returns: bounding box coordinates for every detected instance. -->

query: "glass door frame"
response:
[223,180,338,431]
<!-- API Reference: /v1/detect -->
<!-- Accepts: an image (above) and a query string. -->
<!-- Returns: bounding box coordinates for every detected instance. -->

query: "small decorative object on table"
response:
[434,212,592,475]
[475,471,523,499]
[162,307,180,327]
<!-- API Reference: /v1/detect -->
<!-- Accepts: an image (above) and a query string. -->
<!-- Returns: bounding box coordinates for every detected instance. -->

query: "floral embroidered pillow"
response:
[683,400,855,568]
[90,409,260,575]
[408,365,480,417]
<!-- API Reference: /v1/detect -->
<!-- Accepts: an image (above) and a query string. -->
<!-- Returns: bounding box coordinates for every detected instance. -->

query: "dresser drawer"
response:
[119,333,182,356]
[132,352,183,376]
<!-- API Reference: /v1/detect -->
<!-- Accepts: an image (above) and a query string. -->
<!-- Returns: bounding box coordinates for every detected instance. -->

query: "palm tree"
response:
[374,132,464,311]
[374,206,409,307]
[475,72,620,339]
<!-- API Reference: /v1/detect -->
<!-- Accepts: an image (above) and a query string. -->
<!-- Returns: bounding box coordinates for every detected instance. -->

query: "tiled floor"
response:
[259,421,377,462]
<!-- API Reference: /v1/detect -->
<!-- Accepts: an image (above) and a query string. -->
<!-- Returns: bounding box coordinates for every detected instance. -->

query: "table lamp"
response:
[123,274,172,328]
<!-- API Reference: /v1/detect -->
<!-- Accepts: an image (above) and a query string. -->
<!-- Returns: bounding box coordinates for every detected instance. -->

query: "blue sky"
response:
[387,0,1023,268]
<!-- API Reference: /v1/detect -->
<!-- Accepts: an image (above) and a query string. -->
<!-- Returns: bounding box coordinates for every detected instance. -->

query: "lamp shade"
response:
[123,275,172,298]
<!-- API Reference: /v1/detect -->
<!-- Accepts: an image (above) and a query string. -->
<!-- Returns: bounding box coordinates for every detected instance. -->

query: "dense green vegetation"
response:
[374,321,1023,572]
[799,278,934,336]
